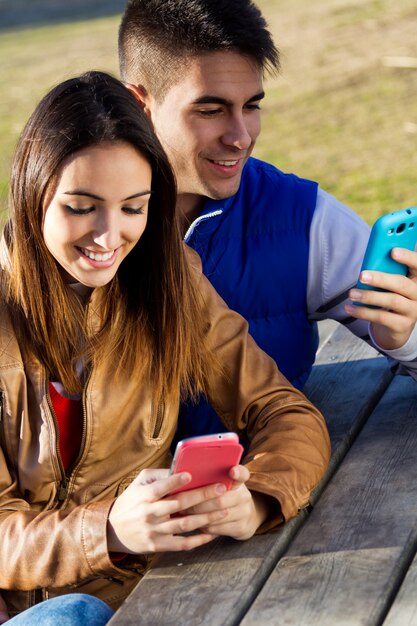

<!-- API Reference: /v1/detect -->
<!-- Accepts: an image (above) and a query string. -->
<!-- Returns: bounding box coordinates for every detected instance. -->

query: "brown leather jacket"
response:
[0,258,330,616]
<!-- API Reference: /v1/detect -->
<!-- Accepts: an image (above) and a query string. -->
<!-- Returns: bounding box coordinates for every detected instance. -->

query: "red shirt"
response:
[48,382,83,471]
[49,382,126,561]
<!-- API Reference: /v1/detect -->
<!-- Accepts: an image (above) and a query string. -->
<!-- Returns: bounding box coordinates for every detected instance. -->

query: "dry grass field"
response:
[0,0,416,223]
[259,0,417,223]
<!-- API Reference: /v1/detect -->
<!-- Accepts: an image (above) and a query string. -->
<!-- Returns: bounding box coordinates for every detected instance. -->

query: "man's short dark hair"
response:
[119,0,279,101]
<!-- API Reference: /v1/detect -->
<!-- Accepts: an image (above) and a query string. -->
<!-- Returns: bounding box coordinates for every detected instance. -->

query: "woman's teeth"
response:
[82,248,113,261]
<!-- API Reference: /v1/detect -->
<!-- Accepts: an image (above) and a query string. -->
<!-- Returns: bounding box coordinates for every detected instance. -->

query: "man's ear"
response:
[125,83,153,120]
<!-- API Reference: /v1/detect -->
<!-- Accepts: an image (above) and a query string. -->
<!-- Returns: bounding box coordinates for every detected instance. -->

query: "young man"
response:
[118,0,417,439]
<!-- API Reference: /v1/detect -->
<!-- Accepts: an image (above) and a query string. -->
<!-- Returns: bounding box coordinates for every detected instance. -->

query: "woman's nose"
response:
[91,211,121,250]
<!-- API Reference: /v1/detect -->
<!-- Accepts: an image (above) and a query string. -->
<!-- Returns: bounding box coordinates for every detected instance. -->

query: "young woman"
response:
[0,71,330,622]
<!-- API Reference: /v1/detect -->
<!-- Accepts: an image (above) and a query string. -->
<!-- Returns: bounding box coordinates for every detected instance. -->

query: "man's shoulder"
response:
[200,158,318,225]
[243,157,317,188]
[242,157,284,185]
[235,157,318,216]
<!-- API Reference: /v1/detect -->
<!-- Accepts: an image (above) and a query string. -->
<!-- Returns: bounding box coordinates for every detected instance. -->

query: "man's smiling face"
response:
[146,51,264,213]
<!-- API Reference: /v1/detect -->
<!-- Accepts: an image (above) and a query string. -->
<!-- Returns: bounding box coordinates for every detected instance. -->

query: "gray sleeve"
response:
[307,188,417,379]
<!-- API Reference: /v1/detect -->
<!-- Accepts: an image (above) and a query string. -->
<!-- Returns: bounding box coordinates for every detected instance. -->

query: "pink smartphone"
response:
[169,432,244,494]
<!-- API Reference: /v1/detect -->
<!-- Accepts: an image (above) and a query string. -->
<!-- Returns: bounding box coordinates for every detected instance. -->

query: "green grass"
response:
[1,0,416,223]
[0,15,120,215]
[254,0,417,223]
[258,64,417,223]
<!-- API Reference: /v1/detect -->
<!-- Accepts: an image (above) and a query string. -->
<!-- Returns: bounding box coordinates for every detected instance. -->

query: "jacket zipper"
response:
[60,376,89,503]
[45,377,89,505]
[45,383,67,503]
[183,209,223,243]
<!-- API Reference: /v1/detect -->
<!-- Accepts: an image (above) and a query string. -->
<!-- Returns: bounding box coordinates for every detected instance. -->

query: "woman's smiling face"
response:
[42,141,152,288]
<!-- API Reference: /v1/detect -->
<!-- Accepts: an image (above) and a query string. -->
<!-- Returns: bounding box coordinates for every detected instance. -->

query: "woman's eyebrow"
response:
[123,191,152,201]
[63,190,105,201]
[63,190,152,201]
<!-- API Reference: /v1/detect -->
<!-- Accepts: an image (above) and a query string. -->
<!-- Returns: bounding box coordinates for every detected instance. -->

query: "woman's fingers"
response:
[150,531,217,553]
[131,470,192,501]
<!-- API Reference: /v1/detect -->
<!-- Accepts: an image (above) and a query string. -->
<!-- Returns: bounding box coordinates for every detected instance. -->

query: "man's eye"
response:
[245,103,261,111]
[65,206,94,215]
[198,109,221,117]
[122,207,145,215]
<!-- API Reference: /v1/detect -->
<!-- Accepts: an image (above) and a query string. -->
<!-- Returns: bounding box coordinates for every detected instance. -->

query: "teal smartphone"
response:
[356,207,417,298]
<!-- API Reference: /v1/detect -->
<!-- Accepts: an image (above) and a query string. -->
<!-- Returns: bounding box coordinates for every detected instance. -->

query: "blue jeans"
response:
[7,593,114,625]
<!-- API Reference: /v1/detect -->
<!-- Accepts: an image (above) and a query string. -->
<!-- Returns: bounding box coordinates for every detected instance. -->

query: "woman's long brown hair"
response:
[4,71,215,405]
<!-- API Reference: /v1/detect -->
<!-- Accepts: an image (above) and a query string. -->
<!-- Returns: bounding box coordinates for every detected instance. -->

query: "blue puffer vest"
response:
[176,157,319,442]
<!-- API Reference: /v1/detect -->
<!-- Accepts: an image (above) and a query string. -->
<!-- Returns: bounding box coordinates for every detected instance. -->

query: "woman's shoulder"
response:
[183,243,202,271]
[0,298,22,367]
[183,243,204,287]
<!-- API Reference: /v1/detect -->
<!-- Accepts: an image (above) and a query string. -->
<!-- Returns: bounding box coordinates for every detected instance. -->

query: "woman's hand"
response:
[107,468,229,554]
[178,465,273,541]
[345,247,417,350]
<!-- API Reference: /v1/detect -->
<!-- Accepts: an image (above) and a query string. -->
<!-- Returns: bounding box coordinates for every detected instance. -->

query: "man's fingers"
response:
[357,271,415,298]
[347,302,411,330]
[392,247,417,275]
[349,288,409,315]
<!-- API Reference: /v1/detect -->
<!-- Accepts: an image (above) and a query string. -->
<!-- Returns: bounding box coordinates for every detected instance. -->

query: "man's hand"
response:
[345,247,417,350]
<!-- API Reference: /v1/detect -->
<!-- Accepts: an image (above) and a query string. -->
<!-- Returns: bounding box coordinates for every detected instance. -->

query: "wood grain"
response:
[304,323,393,460]
[383,552,417,626]
[241,375,417,626]
[241,548,401,626]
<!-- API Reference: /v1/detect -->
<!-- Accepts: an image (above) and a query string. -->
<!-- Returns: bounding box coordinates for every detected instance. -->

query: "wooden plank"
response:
[241,375,417,626]
[108,526,307,626]
[304,323,393,460]
[383,552,417,626]
[242,548,402,626]
[316,318,339,349]
[109,326,394,626]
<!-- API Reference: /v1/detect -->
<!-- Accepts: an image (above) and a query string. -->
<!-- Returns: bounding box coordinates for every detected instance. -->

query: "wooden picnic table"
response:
[108,321,417,626]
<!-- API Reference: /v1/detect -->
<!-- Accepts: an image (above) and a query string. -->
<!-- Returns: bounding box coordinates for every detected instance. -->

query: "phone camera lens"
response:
[396,223,406,234]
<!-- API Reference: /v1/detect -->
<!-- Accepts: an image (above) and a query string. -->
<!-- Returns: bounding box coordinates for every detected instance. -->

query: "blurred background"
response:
[0,0,416,223]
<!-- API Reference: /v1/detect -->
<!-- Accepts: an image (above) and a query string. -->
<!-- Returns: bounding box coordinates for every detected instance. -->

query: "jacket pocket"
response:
[151,401,165,439]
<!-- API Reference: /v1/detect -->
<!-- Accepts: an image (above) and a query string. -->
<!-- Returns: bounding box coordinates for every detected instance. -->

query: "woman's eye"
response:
[65,205,94,215]
[122,207,145,215]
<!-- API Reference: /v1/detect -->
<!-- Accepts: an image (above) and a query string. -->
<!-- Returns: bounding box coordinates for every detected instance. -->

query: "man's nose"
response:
[221,114,252,150]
